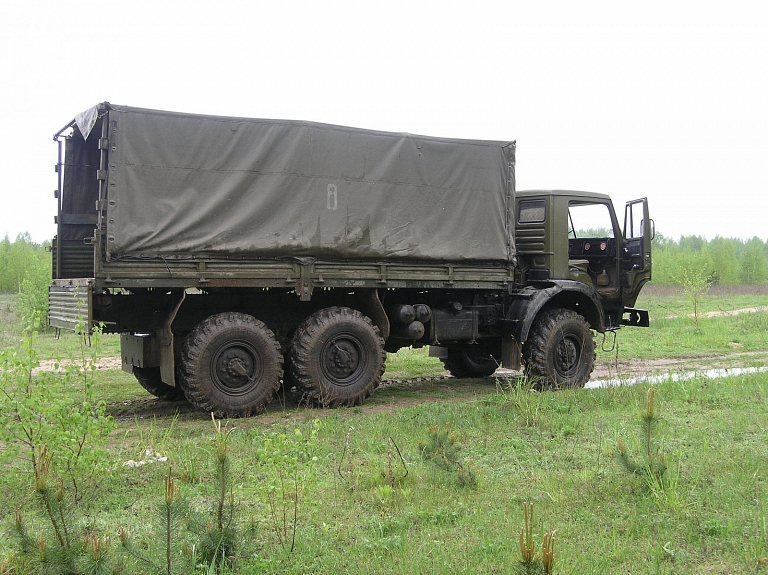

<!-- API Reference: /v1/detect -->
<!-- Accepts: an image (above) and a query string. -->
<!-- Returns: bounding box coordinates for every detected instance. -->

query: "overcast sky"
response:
[1,1,766,244]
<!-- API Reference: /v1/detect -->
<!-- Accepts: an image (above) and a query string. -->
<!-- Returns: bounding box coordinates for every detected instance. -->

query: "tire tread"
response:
[179,312,283,417]
[289,307,385,407]
[523,308,595,388]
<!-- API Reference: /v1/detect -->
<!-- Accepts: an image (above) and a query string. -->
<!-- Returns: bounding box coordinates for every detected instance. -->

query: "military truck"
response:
[49,103,652,417]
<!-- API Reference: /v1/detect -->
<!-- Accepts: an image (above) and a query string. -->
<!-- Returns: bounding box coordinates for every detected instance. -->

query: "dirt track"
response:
[36,349,768,381]
[96,349,768,422]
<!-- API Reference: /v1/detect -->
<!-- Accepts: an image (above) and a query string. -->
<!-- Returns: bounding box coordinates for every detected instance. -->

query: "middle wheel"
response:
[289,307,386,407]
[179,312,283,417]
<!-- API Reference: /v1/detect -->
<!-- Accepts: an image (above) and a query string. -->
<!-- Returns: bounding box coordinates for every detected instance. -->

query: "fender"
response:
[505,280,606,344]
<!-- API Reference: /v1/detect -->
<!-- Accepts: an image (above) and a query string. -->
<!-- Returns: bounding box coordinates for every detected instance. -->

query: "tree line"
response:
[651,232,768,286]
[0,230,766,327]
[0,233,52,322]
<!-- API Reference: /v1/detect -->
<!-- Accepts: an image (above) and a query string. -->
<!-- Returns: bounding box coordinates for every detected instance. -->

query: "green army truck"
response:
[49,103,652,417]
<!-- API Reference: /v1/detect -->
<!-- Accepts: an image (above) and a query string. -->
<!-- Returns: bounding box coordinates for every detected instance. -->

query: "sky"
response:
[1,0,767,244]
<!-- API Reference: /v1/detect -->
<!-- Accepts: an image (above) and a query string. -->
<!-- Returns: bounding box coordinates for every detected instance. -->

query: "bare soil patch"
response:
[590,350,768,379]
[664,306,768,319]
[34,356,122,375]
[101,350,768,423]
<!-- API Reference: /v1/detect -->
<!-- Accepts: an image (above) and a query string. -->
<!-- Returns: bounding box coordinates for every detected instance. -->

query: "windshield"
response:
[568,202,615,238]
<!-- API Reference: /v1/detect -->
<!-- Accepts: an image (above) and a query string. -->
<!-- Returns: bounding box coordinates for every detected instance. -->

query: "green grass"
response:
[638,283,768,315]
[3,288,768,573]
[597,285,768,365]
[4,373,768,573]
[384,346,446,379]
[0,293,122,359]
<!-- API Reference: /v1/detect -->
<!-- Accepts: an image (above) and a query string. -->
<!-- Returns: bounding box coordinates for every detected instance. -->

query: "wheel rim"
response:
[320,333,367,387]
[210,339,264,396]
[554,333,581,377]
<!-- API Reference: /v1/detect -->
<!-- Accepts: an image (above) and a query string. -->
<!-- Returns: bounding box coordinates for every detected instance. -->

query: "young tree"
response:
[674,251,713,326]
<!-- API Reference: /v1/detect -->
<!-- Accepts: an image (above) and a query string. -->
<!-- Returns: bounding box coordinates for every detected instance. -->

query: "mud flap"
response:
[159,290,186,386]
[501,337,521,370]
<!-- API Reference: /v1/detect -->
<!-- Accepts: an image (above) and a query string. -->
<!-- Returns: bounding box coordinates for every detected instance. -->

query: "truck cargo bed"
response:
[54,103,516,283]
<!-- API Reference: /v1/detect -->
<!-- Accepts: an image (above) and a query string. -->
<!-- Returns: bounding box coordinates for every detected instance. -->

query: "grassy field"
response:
[596,285,768,365]
[1,286,768,574]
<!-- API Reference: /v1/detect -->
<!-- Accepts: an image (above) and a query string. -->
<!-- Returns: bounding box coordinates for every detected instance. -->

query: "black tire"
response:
[441,347,498,378]
[289,307,386,407]
[133,366,186,401]
[523,308,595,388]
[179,312,283,417]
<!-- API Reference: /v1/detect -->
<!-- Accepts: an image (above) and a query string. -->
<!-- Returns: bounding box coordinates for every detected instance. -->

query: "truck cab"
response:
[515,190,651,330]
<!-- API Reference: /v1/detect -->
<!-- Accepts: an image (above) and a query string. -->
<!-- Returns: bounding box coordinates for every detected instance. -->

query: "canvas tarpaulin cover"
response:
[98,104,516,262]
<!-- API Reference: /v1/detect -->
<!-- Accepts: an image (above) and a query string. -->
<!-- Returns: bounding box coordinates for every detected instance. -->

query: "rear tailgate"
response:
[48,282,92,332]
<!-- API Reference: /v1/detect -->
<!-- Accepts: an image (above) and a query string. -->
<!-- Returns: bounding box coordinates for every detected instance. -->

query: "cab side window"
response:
[519,199,546,223]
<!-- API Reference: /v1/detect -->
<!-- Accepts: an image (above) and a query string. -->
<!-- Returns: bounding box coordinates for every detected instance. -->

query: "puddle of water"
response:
[586,366,768,389]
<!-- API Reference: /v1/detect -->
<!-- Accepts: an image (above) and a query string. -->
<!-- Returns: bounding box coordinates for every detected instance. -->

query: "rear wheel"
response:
[442,347,498,378]
[523,308,595,388]
[179,312,283,417]
[133,366,186,401]
[289,307,386,407]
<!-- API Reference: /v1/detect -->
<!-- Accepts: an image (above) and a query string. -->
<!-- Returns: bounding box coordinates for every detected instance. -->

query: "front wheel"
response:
[289,307,386,407]
[179,312,283,417]
[523,308,595,388]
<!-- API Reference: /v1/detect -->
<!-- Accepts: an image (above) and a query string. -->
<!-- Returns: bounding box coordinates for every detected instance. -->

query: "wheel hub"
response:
[226,357,249,377]
[556,337,579,373]
[215,346,256,389]
[323,339,360,381]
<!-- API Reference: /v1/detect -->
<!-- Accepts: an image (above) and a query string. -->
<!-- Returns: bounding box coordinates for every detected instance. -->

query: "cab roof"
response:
[517,189,612,202]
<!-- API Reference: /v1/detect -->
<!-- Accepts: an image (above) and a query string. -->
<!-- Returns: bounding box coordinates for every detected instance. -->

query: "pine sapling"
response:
[82,534,121,575]
[419,423,477,489]
[120,467,186,575]
[420,423,460,472]
[119,527,162,575]
[198,414,238,569]
[616,386,668,486]
[13,507,35,555]
[33,445,67,550]
[516,501,556,574]
[542,530,555,574]
[520,501,535,568]
[163,468,182,575]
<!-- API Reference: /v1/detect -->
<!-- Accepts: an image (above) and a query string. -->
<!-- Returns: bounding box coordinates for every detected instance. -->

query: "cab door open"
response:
[622,198,653,307]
